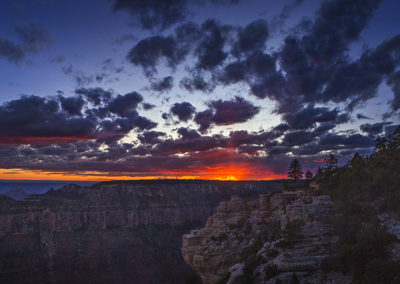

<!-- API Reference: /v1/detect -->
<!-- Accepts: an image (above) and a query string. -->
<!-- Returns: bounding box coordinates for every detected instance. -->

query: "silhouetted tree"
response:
[325,153,338,171]
[288,159,303,182]
[305,170,313,180]
[349,153,365,168]
[375,125,400,152]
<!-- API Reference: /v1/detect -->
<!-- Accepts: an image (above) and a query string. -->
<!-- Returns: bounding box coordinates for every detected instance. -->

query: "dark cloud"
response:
[101,58,124,74]
[208,96,260,125]
[270,0,306,32]
[282,105,349,130]
[127,35,187,76]
[107,91,143,117]
[0,38,25,63]
[320,35,400,111]
[0,88,156,146]
[113,0,187,30]
[62,64,95,86]
[142,102,156,110]
[357,113,372,120]
[194,109,213,133]
[232,19,268,56]
[123,0,398,117]
[0,95,96,142]
[216,0,386,113]
[180,74,216,93]
[319,133,375,149]
[113,0,240,30]
[138,131,166,145]
[14,23,51,53]
[194,97,260,132]
[76,87,113,106]
[282,130,316,147]
[170,102,196,121]
[58,95,85,116]
[195,19,229,69]
[360,122,392,137]
[177,127,201,140]
[149,76,174,92]
[0,23,50,63]
[127,19,233,76]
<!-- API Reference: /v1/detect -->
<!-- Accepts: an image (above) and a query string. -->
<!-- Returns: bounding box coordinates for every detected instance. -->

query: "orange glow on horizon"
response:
[0,165,286,181]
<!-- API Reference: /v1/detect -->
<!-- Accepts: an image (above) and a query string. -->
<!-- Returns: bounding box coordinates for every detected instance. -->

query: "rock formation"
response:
[0,180,280,284]
[182,190,350,283]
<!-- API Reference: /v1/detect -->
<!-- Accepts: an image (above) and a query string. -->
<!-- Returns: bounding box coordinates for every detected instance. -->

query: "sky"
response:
[0,0,399,181]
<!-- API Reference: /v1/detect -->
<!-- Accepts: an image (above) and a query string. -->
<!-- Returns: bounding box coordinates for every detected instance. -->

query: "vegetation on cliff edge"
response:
[315,126,400,284]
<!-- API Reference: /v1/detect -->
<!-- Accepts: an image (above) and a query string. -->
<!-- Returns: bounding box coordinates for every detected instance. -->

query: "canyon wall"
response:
[0,180,281,284]
[182,190,349,284]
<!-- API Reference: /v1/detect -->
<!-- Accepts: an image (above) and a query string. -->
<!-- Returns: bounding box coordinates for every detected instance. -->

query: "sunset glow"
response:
[0,165,286,181]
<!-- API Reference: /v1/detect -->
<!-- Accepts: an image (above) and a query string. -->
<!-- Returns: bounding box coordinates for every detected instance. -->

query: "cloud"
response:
[14,23,51,53]
[0,38,25,63]
[59,95,85,116]
[127,35,187,76]
[0,89,156,146]
[0,95,96,142]
[360,122,392,137]
[0,23,51,63]
[107,91,143,117]
[177,127,201,140]
[282,105,349,130]
[270,0,306,32]
[319,133,375,149]
[112,0,241,30]
[75,87,113,106]
[170,102,196,121]
[180,74,216,93]
[194,19,230,69]
[138,131,166,145]
[122,0,400,117]
[232,19,269,56]
[142,102,156,110]
[127,19,233,76]
[194,96,260,132]
[149,76,174,92]
[357,113,372,120]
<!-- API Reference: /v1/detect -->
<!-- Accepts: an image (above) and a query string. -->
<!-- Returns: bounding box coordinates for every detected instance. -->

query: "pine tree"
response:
[288,159,303,181]
[305,170,313,180]
[325,153,338,171]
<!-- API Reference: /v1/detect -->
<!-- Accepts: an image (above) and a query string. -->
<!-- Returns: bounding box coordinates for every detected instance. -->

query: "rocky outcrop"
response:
[182,191,348,284]
[0,180,280,284]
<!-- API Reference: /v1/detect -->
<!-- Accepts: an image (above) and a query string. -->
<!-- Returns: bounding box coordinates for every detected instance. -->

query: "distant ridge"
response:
[1,188,29,200]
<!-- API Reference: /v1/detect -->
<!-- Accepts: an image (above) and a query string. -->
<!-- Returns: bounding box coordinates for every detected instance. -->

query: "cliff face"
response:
[182,191,349,284]
[0,180,280,284]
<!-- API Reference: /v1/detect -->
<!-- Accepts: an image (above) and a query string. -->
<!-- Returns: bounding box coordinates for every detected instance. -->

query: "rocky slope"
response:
[0,180,281,284]
[182,190,350,284]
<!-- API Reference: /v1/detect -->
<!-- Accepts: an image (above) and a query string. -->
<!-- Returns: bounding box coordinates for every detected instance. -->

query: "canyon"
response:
[0,180,281,283]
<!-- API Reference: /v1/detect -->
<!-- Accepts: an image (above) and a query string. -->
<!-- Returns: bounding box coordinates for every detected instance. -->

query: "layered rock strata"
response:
[0,180,280,284]
[182,191,348,284]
